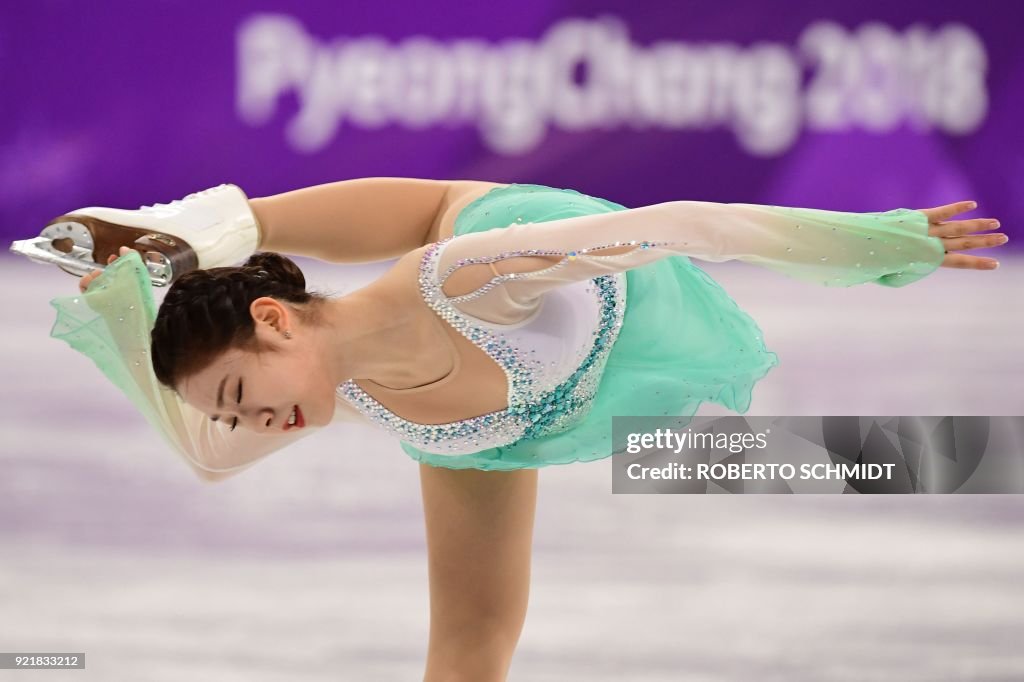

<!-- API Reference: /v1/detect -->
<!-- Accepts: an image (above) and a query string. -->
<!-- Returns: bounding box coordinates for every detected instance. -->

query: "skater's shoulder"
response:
[370,244,436,310]
[425,180,513,243]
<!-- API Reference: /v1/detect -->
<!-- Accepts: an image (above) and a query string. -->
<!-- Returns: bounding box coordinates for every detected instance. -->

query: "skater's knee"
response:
[423,625,518,682]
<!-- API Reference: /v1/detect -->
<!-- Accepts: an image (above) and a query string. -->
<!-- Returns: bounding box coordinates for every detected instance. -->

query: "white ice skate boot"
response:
[9,183,261,286]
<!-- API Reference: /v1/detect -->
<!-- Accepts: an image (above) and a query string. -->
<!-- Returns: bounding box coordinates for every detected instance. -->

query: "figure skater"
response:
[19,178,1006,681]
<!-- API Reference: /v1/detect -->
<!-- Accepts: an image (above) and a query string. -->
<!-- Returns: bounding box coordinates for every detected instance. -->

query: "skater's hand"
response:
[78,246,133,293]
[917,201,1007,270]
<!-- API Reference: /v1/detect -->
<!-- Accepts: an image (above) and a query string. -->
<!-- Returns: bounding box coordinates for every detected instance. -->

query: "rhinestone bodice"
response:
[336,237,628,456]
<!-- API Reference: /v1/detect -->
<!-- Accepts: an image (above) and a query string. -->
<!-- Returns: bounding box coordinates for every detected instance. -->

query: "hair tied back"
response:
[150,251,325,389]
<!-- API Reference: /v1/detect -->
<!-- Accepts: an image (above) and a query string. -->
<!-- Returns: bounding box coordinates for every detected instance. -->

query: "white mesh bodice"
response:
[336,237,627,455]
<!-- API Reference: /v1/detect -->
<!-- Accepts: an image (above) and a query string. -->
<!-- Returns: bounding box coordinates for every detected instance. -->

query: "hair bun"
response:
[243,252,306,292]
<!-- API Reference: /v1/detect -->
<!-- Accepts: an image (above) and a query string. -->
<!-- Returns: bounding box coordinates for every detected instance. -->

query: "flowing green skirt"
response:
[399,183,780,470]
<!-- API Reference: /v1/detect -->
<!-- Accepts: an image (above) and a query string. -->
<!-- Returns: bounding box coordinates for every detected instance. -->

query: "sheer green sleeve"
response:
[47,251,319,481]
[435,201,946,315]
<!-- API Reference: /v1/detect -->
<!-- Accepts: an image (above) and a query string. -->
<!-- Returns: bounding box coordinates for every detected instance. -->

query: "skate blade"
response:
[9,214,199,287]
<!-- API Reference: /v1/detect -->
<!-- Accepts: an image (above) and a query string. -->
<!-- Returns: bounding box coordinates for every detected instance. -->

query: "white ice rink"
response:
[2,252,1022,681]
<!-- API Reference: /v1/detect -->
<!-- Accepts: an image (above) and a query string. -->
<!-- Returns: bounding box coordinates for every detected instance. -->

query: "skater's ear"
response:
[248,296,293,346]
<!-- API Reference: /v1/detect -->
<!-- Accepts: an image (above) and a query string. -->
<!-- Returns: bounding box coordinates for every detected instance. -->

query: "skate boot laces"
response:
[138,184,231,212]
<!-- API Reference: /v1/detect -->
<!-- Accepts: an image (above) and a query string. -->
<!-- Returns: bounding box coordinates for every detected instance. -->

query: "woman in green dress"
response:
[30,177,1005,680]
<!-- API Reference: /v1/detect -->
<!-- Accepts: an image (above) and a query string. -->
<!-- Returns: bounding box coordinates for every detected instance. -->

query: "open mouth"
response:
[284,404,305,430]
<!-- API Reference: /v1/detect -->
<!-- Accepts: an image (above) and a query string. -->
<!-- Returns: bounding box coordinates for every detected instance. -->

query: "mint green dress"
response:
[394,184,944,470]
[46,183,945,475]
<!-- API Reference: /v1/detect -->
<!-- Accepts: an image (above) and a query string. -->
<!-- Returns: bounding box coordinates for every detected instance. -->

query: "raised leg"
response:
[248,177,452,263]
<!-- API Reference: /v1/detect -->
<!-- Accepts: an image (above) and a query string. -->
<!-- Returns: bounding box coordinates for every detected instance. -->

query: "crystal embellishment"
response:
[336,235,631,456]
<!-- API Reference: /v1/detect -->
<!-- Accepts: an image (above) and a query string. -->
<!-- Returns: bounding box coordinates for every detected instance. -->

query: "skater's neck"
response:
[316,286,449,389]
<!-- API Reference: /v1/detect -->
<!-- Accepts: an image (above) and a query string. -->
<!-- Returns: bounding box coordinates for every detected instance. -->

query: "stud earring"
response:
[283,330,293,339]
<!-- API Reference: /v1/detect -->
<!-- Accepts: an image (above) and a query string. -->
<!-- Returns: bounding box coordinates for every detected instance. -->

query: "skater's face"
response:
[176,297,335,433]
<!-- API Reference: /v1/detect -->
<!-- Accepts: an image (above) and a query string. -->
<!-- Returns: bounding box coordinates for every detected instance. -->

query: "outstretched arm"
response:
[435,199,1004,316]
[249,177,463,263]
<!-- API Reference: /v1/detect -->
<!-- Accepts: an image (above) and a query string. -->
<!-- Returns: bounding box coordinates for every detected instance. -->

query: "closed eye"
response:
[231,379,243,431]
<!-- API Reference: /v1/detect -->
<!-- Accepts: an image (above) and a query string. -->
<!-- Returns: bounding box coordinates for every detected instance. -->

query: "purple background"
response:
[2,1,1020,245]
[3,4,1024,678]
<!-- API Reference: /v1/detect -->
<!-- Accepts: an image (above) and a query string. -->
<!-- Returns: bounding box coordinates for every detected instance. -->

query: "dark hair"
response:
[151,252,328,389]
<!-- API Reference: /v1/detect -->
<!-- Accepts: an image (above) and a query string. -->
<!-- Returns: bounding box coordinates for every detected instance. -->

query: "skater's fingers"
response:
[78,271,98,293]
[938,231,1009,253]
[103,246,132,265]
[940,252,999,270]
[928,218,1002,239]
[917,200,977,224]
[80,247,133,292]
